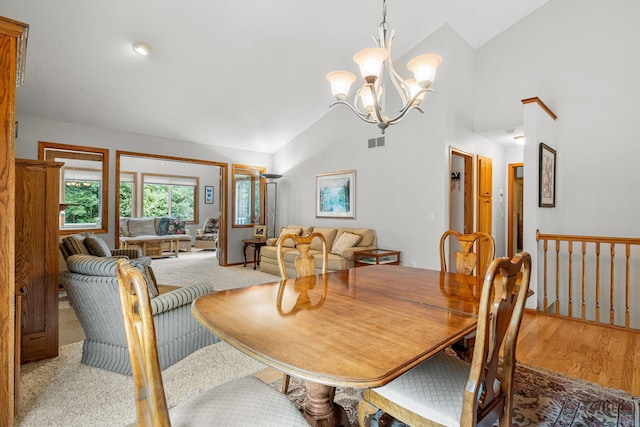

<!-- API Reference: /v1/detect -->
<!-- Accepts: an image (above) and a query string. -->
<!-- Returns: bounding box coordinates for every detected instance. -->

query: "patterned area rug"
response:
[273,364,639,427]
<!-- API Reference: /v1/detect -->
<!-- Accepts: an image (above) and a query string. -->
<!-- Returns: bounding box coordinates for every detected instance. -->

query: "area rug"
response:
[273,365,639,427]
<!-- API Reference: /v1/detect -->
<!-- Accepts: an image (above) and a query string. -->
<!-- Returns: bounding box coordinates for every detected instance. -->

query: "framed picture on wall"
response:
[253,224,266,238]
[205,186,214,204]
[316,170,356,218]
[539,143,556,207]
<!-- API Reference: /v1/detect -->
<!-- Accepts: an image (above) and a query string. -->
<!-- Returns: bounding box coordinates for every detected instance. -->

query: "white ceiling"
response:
[2,0,549,153]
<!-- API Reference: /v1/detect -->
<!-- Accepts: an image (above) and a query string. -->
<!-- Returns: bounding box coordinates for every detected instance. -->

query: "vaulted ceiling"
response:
[2,0,550,153]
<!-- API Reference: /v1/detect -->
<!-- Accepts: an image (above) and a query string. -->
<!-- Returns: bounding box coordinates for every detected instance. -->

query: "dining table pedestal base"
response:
[303,382,350,427]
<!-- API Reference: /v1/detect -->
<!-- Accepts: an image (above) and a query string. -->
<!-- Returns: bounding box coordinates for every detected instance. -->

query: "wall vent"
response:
[367,136,385,149]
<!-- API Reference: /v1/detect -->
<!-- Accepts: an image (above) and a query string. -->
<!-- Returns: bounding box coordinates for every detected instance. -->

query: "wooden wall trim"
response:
[521,97,558,120]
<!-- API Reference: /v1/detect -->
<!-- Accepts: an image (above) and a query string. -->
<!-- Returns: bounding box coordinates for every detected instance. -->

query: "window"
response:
[232,164,265,227]
[141,173,198,222]
[119,172,136,218]
[39,142,109,234]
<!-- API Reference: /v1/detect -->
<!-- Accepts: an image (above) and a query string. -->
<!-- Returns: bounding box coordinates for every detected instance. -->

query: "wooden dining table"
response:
[192,264,489,427]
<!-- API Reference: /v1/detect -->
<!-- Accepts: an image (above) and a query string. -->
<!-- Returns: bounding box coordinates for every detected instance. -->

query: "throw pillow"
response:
[62,235,91,256]
[204,217,218,233]
[127,217,156,237]
[276,227,302,248]
[84,236,112,257]
[157,217,172,235]
[167,218,186,235]
[331,232,362,256]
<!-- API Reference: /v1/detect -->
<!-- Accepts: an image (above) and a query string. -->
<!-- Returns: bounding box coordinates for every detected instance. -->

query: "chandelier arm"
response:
[368,83,387,125]
[329,101,378,124]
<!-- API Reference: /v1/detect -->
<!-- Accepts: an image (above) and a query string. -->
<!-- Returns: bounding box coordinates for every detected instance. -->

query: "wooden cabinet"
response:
[15,159,63,364]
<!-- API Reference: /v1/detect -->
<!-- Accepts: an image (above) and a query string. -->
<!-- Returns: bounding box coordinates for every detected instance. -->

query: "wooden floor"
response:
[58,305,640,397]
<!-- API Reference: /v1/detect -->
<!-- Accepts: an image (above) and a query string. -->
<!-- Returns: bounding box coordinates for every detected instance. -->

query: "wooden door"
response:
[476,156,493,276]
[508,163,524,257]
[15,159,62,364]
[0,16,28,422]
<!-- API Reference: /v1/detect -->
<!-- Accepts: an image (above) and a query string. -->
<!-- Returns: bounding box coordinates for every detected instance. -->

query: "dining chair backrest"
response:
[115,259,171,427]
[440,230,495,276]
[276,232,328,280]
[461,252,531,425]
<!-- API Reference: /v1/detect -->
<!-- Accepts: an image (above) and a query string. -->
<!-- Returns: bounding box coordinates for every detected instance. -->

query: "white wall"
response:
[475,0,640,237]
[15,115,272,264]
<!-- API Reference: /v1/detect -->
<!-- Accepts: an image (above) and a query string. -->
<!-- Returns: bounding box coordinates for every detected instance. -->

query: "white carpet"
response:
[17,341,266,426]
[18,251,279,426]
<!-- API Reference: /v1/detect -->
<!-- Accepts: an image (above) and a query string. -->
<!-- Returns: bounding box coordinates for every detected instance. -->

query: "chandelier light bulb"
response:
[326,71,356,100]
[407,54,442,88]
[353,48,387,82]
[406,78,425,105]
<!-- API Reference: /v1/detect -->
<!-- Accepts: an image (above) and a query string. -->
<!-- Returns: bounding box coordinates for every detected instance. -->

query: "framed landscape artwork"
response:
[205,186,214,204]
[539,143,556,207]
[316,170,355,218]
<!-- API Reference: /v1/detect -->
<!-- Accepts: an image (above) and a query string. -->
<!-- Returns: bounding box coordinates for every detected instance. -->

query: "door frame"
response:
[507,162,524,257]
[448,147,473,234]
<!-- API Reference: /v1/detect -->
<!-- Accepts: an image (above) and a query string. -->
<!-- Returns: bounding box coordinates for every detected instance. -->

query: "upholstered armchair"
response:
[60,255,218,375]
[195,216,219,250]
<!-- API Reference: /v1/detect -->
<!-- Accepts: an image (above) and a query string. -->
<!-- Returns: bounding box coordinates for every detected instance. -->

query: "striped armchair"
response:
[60,255,218,375]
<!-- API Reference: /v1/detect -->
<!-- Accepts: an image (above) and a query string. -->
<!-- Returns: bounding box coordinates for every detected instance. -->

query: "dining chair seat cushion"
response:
[371,352,500,427]
[169,376,309,426]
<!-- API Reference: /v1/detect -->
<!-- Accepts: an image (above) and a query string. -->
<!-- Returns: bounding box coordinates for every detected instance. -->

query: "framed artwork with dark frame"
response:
[539,143,556,207]
[316,170,356,218]
[205,186,214,204]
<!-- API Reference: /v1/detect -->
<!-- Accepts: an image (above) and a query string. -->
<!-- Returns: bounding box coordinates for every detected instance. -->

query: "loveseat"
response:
[60,254,218,375]
[119,216,193,256]
[260,225,377,277]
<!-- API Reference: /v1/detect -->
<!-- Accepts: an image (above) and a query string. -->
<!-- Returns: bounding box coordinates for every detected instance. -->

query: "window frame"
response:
[231,164,265,228]
[141,172,199,223]
[38,141,109,235]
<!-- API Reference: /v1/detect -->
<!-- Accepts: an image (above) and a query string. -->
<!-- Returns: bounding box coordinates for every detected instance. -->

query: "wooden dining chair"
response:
[358,252,532,427]
[276,232,329,280]
[439,230,495,277]
[276,232,328,393]
[115,259,309,427]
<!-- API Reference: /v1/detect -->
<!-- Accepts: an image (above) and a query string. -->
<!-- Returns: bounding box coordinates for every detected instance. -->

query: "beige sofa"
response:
[260,225,377,277]
[119,217,192,256]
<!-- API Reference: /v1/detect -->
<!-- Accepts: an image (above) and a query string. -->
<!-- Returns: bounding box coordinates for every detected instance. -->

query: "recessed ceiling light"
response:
[132,42,151,56]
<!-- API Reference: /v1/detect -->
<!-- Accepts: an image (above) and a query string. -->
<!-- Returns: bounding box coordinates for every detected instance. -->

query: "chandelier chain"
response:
[380,0,389,31]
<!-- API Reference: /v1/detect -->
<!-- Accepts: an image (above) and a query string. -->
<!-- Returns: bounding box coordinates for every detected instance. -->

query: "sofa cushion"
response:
[331,232,362,256]
[310,227,338,251]
[336,228,375,247]
[157,217,173,235]
[287,225,313,236]
[119,218,130,237]
[128,217,157,237]
[84,236,112,257]
[62,235,91,256]
[276,227,302,248]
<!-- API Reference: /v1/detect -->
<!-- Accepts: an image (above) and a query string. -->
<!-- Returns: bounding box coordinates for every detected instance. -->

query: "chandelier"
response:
[326,0,442,134]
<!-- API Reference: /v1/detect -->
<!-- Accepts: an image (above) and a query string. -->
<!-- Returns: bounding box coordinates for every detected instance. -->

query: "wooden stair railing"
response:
[536,230,640,330]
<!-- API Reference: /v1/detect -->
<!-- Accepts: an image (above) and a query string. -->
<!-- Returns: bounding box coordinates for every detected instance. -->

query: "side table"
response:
[354,249,401,267]
[242,238,267,270]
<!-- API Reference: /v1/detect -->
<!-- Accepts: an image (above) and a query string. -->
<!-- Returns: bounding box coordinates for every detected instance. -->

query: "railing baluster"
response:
[596,242,600,324]
[568,240,573,317]
[610,243,615,325]
[626,243,631,328]
[581,241,587,320]
[555,240,561,315]
[543,238,548,312]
